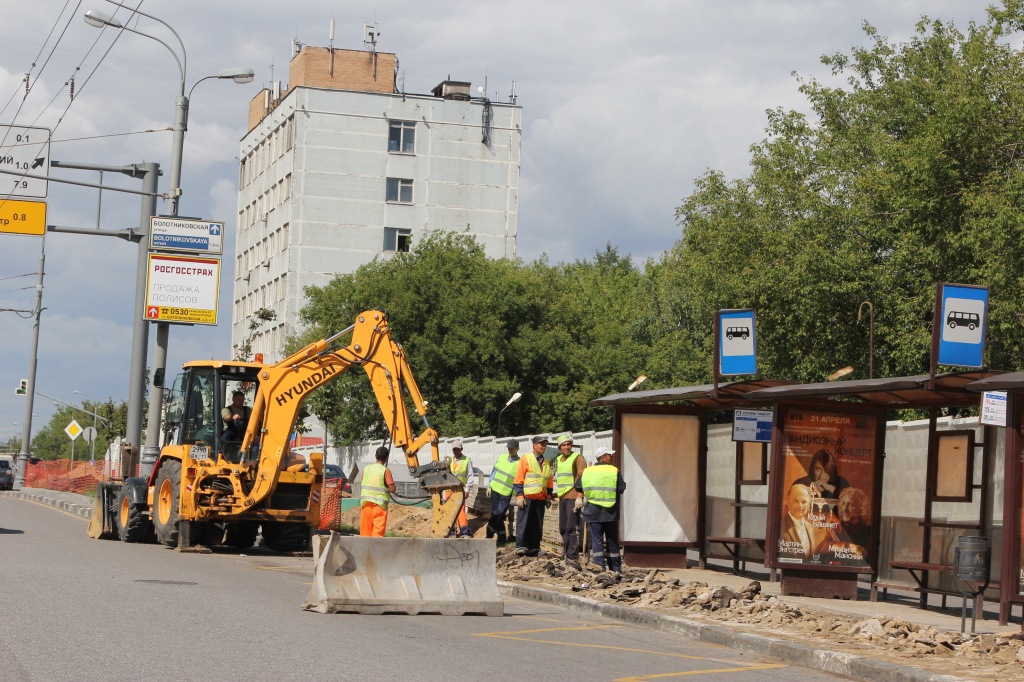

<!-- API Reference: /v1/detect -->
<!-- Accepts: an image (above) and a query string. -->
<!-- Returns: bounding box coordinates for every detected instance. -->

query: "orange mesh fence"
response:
[319,479,343,531]
[25,459,108,495]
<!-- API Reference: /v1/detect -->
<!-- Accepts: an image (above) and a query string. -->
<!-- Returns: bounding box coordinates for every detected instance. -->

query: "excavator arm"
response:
[240,310,465,536]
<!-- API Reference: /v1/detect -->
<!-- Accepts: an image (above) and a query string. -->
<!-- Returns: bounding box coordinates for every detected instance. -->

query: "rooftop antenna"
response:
[509,80,517,104]
[291,37,304,59]
[363,22,380,79]
[329,16,336,76]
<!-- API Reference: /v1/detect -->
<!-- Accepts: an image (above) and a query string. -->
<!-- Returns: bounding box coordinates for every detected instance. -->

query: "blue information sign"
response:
[719,309,757,376]
[937,284,988,368]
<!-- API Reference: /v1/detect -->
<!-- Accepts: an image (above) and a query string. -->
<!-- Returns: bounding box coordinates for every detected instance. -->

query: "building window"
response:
[388,121,415,153]
[384,227,412,253]
[386,178,413,203]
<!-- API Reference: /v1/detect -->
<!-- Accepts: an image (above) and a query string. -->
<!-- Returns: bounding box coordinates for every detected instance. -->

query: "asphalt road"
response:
[0,497,847,681]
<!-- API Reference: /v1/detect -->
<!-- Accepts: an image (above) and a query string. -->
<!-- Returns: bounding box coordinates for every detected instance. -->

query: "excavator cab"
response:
[167,364,263,464]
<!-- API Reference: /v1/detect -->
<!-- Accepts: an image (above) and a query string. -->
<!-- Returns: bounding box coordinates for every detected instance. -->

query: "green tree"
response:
[667,2,1024,382]
[30,398,127,461]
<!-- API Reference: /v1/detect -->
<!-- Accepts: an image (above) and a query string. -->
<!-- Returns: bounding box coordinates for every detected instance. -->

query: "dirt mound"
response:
[497,549,1024,681]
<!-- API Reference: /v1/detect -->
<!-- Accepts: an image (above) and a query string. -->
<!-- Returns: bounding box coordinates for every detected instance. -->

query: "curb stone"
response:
[1,489,94,520]
[498,581,971,682]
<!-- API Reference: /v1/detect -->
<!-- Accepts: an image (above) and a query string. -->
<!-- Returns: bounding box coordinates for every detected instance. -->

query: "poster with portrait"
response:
[774,408,877,571]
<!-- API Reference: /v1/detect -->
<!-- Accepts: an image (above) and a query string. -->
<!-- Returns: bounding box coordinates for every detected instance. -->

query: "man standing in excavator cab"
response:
[360,447,396,537]
[513,435,554,557]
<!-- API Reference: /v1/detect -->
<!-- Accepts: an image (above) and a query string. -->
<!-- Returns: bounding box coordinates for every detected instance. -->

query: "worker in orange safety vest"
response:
[512,434,554,557]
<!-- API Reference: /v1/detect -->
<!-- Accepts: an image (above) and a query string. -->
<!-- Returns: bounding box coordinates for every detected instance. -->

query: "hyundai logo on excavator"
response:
[274,365,339,406]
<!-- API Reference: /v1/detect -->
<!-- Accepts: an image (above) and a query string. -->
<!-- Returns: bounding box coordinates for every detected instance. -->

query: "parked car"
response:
[0,459,13,490]
[323,463,352,496]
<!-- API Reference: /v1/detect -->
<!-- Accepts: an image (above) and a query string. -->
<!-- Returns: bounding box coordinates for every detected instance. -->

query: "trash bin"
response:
[953,535,990,585]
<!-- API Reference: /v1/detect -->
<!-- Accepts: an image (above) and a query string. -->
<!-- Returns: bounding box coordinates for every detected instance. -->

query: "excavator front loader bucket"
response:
[301,532,504,616]
[86,482,120,540]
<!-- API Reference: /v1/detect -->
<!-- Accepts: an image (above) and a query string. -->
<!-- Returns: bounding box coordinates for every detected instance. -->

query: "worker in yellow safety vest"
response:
[512,435,554,557]
[360,446,397,536]
[447,440,474,537]
[487,440,521,545]
[553,433,586,560]
[574,446,626,575]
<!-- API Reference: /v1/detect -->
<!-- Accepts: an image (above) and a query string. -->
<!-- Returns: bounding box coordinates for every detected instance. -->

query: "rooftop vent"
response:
[431,80,471,101]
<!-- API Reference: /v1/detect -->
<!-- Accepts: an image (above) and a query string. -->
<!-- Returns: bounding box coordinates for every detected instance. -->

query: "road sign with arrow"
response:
[0,124,50,198]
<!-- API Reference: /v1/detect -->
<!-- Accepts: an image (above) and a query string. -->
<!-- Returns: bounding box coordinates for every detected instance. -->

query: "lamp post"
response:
[497,392,522,438]
[85,6,253,477]
[627,374,648,392]
[858,300,874,380]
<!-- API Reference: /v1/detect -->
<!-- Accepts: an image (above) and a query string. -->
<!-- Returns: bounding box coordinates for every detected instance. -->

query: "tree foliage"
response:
[670,3,1024,381]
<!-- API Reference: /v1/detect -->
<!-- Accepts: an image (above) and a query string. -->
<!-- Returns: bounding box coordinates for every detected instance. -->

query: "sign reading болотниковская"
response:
[149,216,223,255]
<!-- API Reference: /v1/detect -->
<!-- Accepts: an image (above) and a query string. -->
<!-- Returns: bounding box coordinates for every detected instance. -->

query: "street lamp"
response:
[85,4,253,478]
[497,392,522,438]
[627,374,648,392]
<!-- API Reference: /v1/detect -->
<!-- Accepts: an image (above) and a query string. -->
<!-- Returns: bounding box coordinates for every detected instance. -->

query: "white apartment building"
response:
[232,45,522,361]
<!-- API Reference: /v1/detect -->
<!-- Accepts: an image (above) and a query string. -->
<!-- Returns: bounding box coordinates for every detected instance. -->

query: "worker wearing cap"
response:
[487,440,521,545]
[575,446,626,575]
[553,433,586,561]
[447,440,474,537]
[360,446,397,537]
[512,434,554,557]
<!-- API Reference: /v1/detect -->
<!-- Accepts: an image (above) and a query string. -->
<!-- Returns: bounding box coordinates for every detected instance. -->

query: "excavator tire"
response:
[152,459,182,547]
[260,521,311,553]
[224,521,259,549]
[115,484,150,543]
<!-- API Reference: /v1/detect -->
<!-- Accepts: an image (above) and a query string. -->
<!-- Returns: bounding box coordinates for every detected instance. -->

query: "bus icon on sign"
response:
[725,326,749,340]
[946,311,980,331]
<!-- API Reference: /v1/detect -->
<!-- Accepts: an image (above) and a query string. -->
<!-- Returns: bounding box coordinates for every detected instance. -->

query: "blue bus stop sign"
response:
[937,283,988,368]
[719,309,757,376]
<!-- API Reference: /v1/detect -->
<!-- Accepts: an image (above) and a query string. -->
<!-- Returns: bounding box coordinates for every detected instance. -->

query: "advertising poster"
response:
[775,408,877,570]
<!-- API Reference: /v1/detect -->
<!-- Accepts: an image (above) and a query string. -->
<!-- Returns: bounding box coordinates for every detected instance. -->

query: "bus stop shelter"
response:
[588,379,792,569]
[966,372,1024,625]
[743,371,1003,603]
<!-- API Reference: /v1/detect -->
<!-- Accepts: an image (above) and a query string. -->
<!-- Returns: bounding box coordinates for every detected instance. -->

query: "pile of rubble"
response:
[497,549,1024,680]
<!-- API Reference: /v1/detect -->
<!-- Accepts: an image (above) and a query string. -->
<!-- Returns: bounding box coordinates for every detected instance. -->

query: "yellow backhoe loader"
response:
[88,310,502,615]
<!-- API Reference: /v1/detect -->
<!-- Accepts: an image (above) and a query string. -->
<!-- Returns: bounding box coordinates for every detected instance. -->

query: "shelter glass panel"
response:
[620,413,700,543]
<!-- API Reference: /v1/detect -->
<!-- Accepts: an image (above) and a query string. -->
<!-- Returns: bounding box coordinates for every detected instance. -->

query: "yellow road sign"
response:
[0,198,46,236]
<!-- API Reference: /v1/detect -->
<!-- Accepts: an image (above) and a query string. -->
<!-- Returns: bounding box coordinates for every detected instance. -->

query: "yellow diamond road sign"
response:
[65,419,83,441]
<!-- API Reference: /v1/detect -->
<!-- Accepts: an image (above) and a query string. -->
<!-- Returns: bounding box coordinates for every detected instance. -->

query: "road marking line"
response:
[615,664,787,680]
[476,630,785,671]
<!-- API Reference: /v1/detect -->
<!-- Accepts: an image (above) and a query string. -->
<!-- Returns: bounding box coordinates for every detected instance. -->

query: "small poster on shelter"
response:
[775,408,877,570]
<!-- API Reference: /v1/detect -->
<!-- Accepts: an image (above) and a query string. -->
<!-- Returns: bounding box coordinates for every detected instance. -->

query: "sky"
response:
[0,0,998,446]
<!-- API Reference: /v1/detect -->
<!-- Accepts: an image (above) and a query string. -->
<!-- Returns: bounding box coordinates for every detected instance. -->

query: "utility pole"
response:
[14,237,45,490]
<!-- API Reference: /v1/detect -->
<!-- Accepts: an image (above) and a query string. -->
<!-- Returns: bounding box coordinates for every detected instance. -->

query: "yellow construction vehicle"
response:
[88,310,501,614]
[89,310,468,551]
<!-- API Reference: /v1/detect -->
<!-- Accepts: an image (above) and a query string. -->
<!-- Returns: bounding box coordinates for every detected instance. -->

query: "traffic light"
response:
[15,379,27,395]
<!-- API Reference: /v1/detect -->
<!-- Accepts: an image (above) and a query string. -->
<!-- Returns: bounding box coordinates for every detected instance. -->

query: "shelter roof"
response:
[966,371,1024,392]
[588,379,794,409]
[742,371,1003,408]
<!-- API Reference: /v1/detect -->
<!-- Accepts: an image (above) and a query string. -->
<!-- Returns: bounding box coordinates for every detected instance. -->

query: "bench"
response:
[872,561,998,612]
[701,536,776,582]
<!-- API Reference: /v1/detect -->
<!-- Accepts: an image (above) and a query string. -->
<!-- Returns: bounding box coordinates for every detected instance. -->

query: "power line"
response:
[0,0,76,122]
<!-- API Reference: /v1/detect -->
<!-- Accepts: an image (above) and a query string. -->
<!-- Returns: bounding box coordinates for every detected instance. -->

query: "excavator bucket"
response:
[302,532,504,616]
[86,482,120,540]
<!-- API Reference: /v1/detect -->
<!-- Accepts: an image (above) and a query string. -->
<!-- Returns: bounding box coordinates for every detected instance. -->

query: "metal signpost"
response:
[65,419,82,471]
[144,253,220,325]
